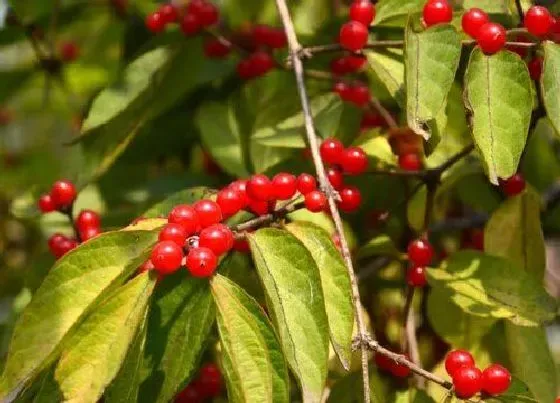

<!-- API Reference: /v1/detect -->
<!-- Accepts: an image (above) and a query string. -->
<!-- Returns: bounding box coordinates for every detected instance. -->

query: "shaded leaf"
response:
[356,235,401,260]
[248,228,329,403]
[464,49,532,184]
[211,274,290,403]
[427,251,556,326]
[542,42,560,136]
[143,187,215,218]
[405,23,461,139]
[55,272,156,403]
[374,0,424,25]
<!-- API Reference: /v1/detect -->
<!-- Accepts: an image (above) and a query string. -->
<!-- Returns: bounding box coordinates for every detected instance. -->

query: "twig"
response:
[273,1,372,401]
[405,294,424,388]
[369,96,398,129]
[233,202,304,234]
[515,0,524,25]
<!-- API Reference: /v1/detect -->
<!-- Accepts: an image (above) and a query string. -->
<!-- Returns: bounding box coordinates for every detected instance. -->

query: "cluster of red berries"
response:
[406,238,434,287]
[333,81,371,107]
[174,363,221,403]
[499,173,526,197]
[375,352,411,378]
[38,180,102,258]
[145,0,218,35]
[339,1,375,52]
[445,350,511,399]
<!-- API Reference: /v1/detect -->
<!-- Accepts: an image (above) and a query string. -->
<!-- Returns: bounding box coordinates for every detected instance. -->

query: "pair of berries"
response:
[145,0,218,35]
[406,238,434,287]
[175,363,222,403]
[47,211,101,257]
[38,179,77,213]
[445,350,511,399]
[460,7,507,55]
[339,1,375,52]
[375,352,411,378]
[333,81,371,107]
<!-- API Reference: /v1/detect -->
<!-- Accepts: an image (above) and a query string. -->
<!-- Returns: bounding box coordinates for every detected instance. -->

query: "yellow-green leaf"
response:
[542,41,560,136]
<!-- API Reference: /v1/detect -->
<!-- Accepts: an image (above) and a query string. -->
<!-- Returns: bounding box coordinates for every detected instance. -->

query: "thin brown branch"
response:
[515,0,524,25]
[405,293,425,388]
[435,144,474,173]
[274,1,372,401]
[233,202,304,234]
[369,96,398,129]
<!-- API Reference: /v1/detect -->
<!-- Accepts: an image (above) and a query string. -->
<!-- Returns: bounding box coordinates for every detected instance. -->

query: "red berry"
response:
[297,173,317,194]
[59,41,79,62]
[374,352,393,372]
[233,238,250,253]
[461,8,489,38]
[453,366,482,399]
[203,38,232,58]
[330,57,350,75]
[198,2,219,26]
[250,51,276,76]
[333,81,353,101]
[199,224,234,256]
[349,84,370,107]
[80,226,100,242]
[481,364,511,395]
[193,200,222,228]
[476,22,506,55]
[57,238,79,258]
[175,384,203,403]
[151,241,183,275]
[76,209,101,232]
[349,1,376,26]
[399,153,422,171]
[138,260,154,275]
[407,266,427,287]
[198,363,222,397]
[48,233,68,257]
[320,138,344,165]
[272,173,297,200]
[339,21,369,52]
[187,247,218,277]
[326,166,344,190]
[423,0,453,27]
[305,191,327,212]
[445,350,475,377]
[247,199,270,216]
[159,4,178,23]
[186,0,205,15]
[499,173,526,196]
[345,55,367,72]
[217,188,244,218]
[159,223,188,246]
[229,180,250,206]
[528,57,543,80]
[168,205,200,235]
[146,12,165,33]
[265,28,287,49]
[338,186,362,212]
[236,59,254,79]
[180,13,201,36]
[247,174,274,201]
[524,6,553,37]
[407,238,433,266]
[360,111,385,129]
[341,146,368,175]
[38,194,56,213]
[50,180,77,209]
[391,357,412,378]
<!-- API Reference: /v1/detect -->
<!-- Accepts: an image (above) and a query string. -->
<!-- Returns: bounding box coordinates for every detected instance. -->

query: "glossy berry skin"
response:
[445,350,475,376]
[229,180,250,206]
[159,223,188,247]
[349,1,375,26]
[146,12,165,33]
[481,364,511,395]
[203,38,232,58]
[297,173,317,194]
[151,241,183,275]
[305,191,327,212]
[341,147,368,175]
[50,180,77,209]
[272,173,297,200]
[193,200,222,228]
[217,188,244,218]
[528,57,543,81]
[423,0,453,27]
[48,233,68,257]
[524,6,553,37]
[38,194,56,213]
[407,238,433,266]
[407,266,427,287]
[339,21,369,52]
[476,22,506,55]
[399,153,422,171]
[168,205,200,235]
[198,2,219,27]
[59,41,79,62]
[186,0,205,15]
[461,8,489,38]
[453,366,482,399]
[180,13,201,36]
[320,138,344,165]
[159,4,178,24]
[198,363,222,397]
[236,59,254,80]
[80,226,100,242]
[247,174,274,201]
[339,186,362,212]
[76,210,101,232]
[199,224,234,256]
[57,238,79,258]
[187,247,218,277]
[250,51,276,76]
[333,81,353,101]
[349,84,370,107]
[326,167,344,190]
[500,174,525,196]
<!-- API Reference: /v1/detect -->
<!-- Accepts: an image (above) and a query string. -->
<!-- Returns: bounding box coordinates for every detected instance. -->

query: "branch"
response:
[515,0,524,25]
[274,1,372,401]
[369,96,398,129]
[232,202,304,234]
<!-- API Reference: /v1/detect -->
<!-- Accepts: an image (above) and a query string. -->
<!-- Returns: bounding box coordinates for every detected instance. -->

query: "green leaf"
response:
[394,389,437,403]
[285,222,354,370]
[482,378,535,402]
[211,275,290,403]
[356,235,400,260]
[374,0,424,25]
[405,23,461,139]
[353,132,397,166]
[0,230,157,400]
[105,309,149,403]
[521,118,560,192]
[462,0,509,14]
[484,189,545,278]
[32,368,62,403]
[428,251,557,326]
[139,272,215,403]
[542,42,560,136]
[367,49,405,106]
[143,187,215,218]
[55,272,156,403]
[248,228,329,403]
[464,48,532,184]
